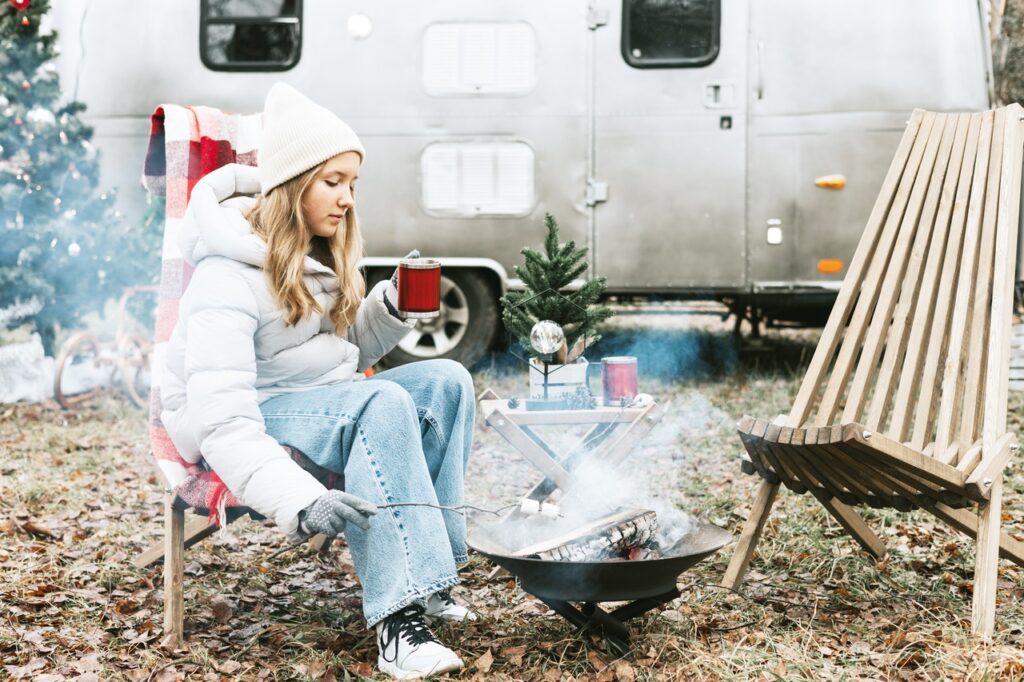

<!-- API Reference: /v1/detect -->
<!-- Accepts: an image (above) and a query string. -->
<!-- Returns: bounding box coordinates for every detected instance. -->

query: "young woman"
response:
[159,83,476,679]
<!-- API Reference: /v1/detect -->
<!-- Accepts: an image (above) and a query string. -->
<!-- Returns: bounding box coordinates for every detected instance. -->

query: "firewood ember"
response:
[625,545,661,561]
[512,509,658,562]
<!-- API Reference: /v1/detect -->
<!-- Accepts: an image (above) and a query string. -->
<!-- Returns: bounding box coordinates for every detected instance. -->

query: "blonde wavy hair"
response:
[247,163,365,332]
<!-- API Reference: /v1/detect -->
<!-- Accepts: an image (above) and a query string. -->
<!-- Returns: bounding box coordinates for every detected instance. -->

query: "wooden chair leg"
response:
[309,533,331,554]
[923,501,1024,567]
[722,480,778,589]
[972,476,1002,640]
[164,495,185,647]
[813,492,887,559]
[135,513,217,569]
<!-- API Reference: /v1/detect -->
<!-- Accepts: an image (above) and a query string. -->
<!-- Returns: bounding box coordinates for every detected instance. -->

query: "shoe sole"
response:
[377,656,462,680]
[424,612,478,624]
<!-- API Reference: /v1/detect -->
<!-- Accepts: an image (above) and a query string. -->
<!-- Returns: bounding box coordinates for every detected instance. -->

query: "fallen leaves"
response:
[19,519,58,538]
[4,657,47,679]
[474,647,494,674]
[3,363,1024,680]
[210,595,234,624]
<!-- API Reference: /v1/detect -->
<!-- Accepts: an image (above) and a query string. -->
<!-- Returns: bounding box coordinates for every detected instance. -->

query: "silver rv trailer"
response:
[50,1,993,366]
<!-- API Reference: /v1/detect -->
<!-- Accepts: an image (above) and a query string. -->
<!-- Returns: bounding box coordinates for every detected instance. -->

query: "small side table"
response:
[478,388,667,518]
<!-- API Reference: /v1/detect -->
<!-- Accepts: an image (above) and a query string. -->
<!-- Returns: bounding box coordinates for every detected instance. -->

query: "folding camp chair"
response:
[133,103,335,647]
[722,105,1024,640]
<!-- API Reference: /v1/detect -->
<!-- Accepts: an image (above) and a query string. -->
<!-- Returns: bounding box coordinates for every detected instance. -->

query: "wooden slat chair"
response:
[722,105,1024,640]
[133,103,335,648]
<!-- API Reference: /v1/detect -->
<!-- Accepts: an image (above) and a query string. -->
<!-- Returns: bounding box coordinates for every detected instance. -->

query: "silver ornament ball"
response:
[530,320,565,356]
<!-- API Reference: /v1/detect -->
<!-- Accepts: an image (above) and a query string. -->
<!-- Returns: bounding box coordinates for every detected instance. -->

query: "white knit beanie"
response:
[258,82,365,194]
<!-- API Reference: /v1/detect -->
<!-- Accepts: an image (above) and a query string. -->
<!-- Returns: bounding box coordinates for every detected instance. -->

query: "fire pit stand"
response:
[469,520,732,658]
[538,588,680,657]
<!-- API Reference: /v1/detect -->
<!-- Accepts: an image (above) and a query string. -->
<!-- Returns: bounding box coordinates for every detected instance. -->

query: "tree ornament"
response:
[67,242,81,257]
[26,107,56,127]
[22,79,31,90]
[21,16,29,27]
[59,130,67,144]
[14,116,23,126]
[10,0,30,10]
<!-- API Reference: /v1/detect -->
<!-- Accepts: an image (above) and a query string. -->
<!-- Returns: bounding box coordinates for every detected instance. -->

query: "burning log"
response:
[512,509,658,562]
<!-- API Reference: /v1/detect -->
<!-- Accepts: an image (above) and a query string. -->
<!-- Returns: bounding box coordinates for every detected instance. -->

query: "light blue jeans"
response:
[259,359,475,626]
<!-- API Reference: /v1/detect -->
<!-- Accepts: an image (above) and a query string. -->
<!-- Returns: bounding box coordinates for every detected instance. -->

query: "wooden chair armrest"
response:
[965,434,1018,500]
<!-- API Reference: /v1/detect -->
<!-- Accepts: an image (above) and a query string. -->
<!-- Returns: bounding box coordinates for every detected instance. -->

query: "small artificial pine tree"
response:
[501,213,614,360]
[0,0,160,353]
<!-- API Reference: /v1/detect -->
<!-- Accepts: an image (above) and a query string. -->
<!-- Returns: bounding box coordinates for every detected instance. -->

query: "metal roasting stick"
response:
[377,501,519,515]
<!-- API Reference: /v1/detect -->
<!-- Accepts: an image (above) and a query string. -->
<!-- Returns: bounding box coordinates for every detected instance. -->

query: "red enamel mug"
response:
[600,356,638,406]
[396,258,441,319]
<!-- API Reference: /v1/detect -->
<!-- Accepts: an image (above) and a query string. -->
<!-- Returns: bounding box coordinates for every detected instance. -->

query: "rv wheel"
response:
[377,269,499,369]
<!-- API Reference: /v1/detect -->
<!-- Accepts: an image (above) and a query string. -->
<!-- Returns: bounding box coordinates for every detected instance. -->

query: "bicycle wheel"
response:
[53,331,105,408]
[117,334,153,408]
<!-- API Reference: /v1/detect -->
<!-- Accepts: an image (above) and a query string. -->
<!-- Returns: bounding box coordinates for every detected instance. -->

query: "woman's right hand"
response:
[299,490,378,538]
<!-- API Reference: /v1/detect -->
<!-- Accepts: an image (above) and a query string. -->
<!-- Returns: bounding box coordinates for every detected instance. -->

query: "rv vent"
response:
[420,142,535,217]
[422,22,535,96]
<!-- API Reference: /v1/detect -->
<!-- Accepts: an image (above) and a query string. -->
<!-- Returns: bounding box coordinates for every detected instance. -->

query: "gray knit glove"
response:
[299,490,377,538]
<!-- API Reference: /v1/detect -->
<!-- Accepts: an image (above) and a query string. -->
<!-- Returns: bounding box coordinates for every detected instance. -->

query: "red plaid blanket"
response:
[142,104,262,522]
[143,104,344,525]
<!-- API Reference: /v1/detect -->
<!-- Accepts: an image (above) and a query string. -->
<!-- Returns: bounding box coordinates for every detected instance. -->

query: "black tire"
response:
[370,268,500,369]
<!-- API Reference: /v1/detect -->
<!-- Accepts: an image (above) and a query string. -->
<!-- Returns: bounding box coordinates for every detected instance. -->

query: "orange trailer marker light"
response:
[815,174,847,190]
[818,259,844,274]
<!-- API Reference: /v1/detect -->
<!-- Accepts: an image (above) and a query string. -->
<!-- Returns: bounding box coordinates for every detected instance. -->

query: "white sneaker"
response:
[376,604,463,679]
[423,589,478,623]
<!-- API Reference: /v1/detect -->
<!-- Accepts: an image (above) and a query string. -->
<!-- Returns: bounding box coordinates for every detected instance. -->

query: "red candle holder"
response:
[602,356,638,406]
[396,258,441,319]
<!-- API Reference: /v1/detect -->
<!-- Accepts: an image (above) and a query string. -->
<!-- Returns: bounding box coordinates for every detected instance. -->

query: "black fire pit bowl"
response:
[468,518,732,603]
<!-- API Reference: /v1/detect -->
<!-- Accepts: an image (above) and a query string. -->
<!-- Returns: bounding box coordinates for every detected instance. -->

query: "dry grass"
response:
[2,320,1024,681]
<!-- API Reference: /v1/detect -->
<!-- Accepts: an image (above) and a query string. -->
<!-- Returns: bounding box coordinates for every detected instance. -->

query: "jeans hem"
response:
[365,574,460,627]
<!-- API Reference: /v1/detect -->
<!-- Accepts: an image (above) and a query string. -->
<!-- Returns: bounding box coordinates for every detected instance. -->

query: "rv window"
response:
[621,0,719,69]
[420,141,536,218]
[422,23,537,96]
[200,0,302,72]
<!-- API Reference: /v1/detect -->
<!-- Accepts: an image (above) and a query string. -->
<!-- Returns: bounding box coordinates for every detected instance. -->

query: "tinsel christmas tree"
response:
[501,213,614,360]
[0,0,159,353]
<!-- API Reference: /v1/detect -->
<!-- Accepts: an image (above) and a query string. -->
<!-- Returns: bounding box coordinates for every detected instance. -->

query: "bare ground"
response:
[3,316,1024,681]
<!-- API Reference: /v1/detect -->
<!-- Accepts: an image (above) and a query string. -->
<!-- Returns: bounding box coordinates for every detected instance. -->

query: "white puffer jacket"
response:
[160,164,414,538]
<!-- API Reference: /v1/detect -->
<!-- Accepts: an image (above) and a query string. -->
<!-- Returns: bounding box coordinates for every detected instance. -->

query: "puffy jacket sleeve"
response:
[345,279,416,372]
[184,265,326,539]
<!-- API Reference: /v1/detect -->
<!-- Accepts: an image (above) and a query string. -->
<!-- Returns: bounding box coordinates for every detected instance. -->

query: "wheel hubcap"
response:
[396,275,469,358]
